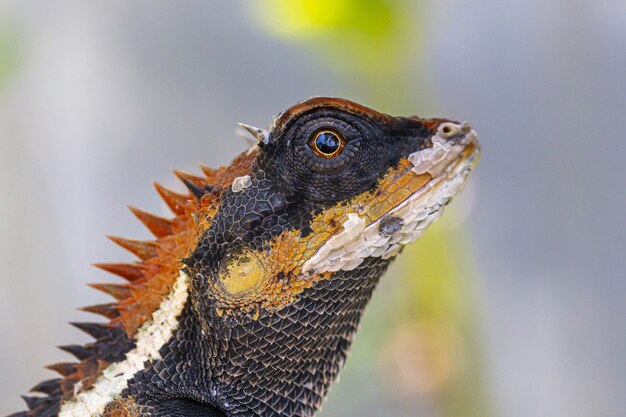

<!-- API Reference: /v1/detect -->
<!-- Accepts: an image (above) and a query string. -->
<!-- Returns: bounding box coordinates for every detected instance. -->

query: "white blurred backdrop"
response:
[0,1,624,416]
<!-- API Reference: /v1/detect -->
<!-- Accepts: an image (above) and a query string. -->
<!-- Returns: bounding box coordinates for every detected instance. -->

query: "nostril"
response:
[438,122,462,139]
[437,121,473,140]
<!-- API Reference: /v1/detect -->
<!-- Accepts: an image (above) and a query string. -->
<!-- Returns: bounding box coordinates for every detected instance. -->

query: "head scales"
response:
[14,97,479,417]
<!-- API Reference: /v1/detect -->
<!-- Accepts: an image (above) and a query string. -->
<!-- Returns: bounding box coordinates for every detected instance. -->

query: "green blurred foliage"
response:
[253,0,396,37]
[251,1,490,416]
[0,27,20,90]
[251,0,423,107]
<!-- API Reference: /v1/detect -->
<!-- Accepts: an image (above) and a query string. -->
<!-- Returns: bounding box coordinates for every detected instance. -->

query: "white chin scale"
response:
[302,122,479,275]
[58,271,190,417]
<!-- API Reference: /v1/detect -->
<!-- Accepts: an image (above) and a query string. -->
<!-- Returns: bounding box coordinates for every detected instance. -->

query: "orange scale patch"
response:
[100,173,225,337]
[51,155,265,407]
[108,150,261,335]
[272,97,392,135]
[207,227,333,317]
[207,160,435,318]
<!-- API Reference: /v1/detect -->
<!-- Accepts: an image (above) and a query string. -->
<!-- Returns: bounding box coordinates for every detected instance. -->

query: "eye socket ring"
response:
[309,130,347,158]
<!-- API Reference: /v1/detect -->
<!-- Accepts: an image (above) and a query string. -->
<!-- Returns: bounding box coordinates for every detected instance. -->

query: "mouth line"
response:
[301,136,480,275]
[362,140,480,240]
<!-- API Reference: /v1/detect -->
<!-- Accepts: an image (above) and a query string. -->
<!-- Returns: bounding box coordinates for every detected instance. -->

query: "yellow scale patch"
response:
[218,251,268,298]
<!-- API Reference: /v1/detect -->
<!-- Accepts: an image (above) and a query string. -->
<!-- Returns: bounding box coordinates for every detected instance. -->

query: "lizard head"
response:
[187,97,480,319]
[17,97,480,417]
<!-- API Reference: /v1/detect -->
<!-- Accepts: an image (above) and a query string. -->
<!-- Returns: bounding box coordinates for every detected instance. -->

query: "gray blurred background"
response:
[0,1,624,416]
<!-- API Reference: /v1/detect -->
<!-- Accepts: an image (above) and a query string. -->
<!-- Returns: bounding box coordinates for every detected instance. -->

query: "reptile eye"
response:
[309,130,346,158]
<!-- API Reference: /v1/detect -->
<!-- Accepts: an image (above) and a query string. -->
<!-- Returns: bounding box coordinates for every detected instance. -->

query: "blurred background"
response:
[0,1,624,416]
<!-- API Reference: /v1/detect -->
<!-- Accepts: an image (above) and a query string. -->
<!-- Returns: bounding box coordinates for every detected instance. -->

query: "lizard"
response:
[8,97,480,417]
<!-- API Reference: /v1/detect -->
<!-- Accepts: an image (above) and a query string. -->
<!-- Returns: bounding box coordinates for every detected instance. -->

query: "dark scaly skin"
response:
[115,105,426,416]
[120,259,389,416]
[10,97,479,417]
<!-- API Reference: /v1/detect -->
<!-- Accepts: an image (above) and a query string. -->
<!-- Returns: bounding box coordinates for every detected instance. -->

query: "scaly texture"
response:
[10,97,480,417]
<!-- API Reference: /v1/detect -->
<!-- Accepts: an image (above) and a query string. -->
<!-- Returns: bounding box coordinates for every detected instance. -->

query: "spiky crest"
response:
[17,151,260,416]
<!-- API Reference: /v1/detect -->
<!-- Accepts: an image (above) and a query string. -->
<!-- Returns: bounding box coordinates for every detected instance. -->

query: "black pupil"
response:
[315,132,341,155]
